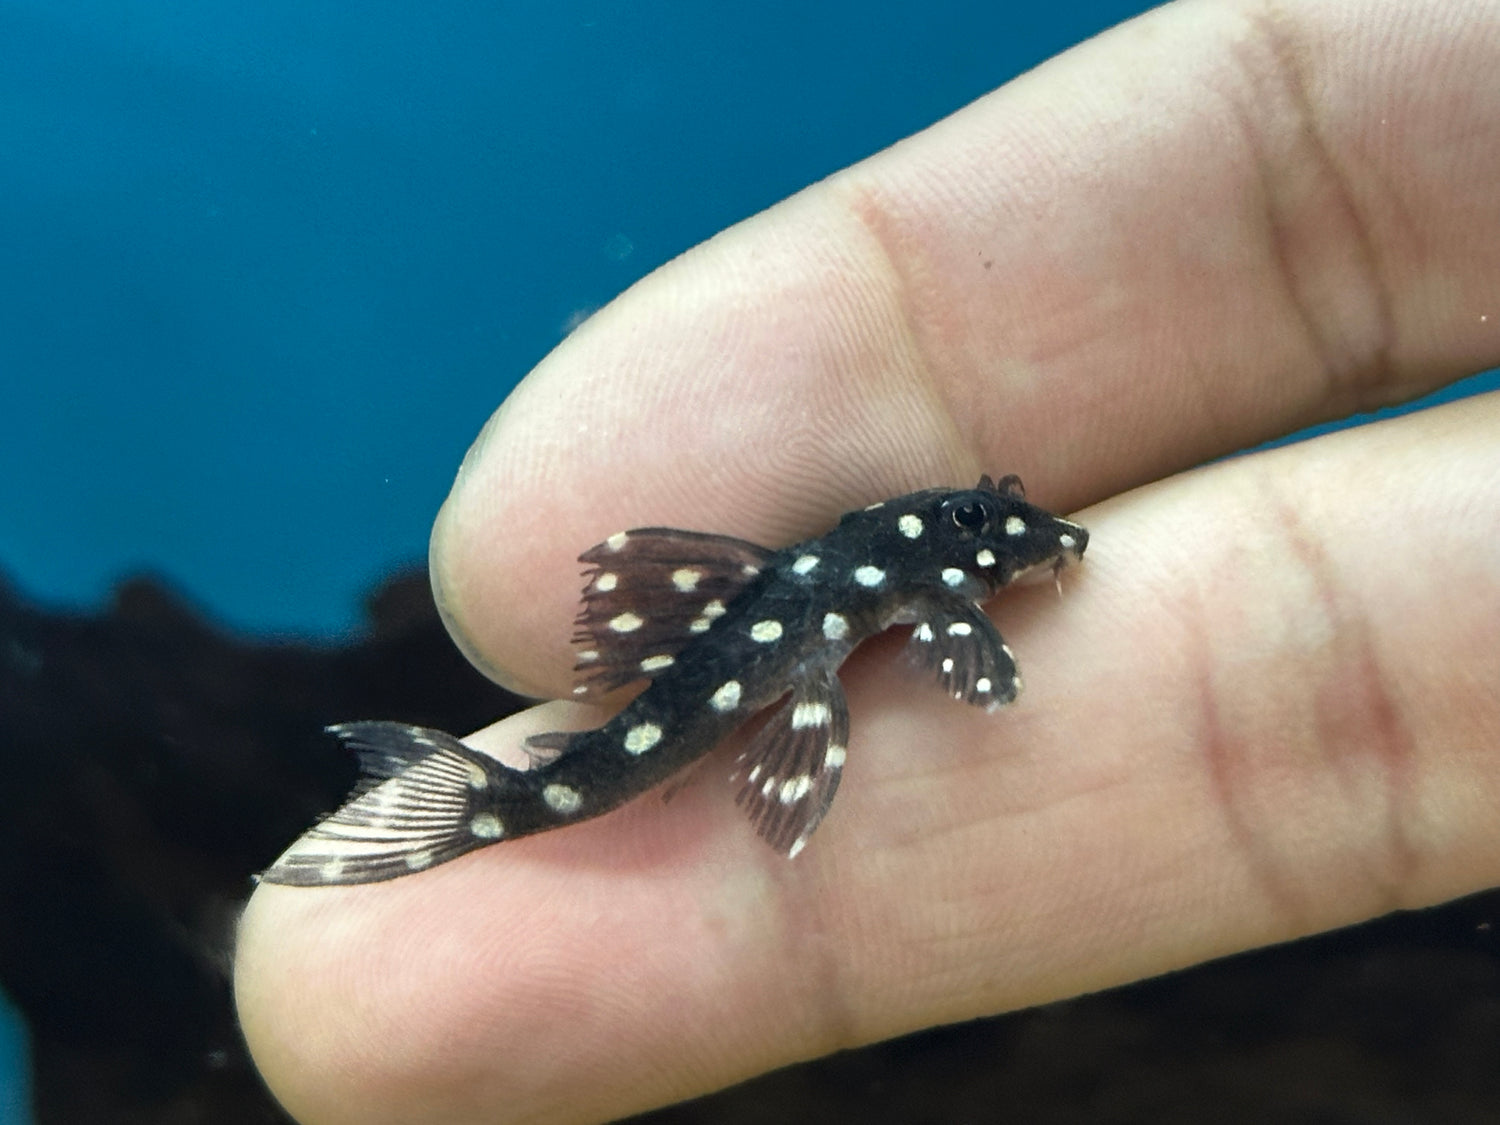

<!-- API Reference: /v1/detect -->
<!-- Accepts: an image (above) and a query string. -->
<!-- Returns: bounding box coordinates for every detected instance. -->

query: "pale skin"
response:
[233,0,1500,1120]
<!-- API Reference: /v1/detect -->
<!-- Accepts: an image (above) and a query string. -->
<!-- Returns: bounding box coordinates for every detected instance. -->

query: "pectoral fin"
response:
[905,601,1021,711]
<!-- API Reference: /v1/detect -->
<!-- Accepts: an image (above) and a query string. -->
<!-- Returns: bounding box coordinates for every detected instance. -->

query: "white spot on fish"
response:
[689,616,713,633]
[741,564,760,577]
[710,680,742,712]
[572,684,588,695]
[594,572,618,592]
[975,677,992,693]
[853,565,885,588]
[914,622,934,642]
[947,621,973,637]
[942,657,954,674]
[791,701,831,728]
[792,554,820,575]
[1059,533,1077,551]
[577,649,600,663]
[469,813,504,839]
[405,849,436,870]
[779,775,813,803]
[941,568,966,588]
[976,549,996,567]
[671,568,702,592]
[543,784,582,814]
[822,612,849,641]
[624,723,663,755]
[1005,515,1027,536]
[1010,674,1023,694]
[750,619,783,643]
[824,744,846,769]
[897,514,924,539]
[701,600,727,619]
[320,859,346,882]
[609,612,644,633]
[863,500,885,511]
[606,532,629,551]
[640,654,675,672]
[465,761,489,790]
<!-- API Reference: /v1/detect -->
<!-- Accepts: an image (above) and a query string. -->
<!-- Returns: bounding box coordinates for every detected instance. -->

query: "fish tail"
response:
[258,721,526,886]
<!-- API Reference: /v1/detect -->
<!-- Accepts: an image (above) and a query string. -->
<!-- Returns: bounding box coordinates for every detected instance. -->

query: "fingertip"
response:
[234,884,363,1125]
[428,485,550,698]
[422,230,970,700]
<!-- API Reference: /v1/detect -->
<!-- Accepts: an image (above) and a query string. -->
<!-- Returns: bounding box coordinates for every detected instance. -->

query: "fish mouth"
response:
[1011,561,1066,588]
[1007,522,1088,589]
[1054,520,1088,561]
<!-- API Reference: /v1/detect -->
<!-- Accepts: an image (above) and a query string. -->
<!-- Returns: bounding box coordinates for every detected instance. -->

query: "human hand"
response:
[234,1,1500,1121]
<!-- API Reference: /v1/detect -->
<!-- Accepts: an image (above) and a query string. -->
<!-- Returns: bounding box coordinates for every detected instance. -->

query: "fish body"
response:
[261,475,1086,885]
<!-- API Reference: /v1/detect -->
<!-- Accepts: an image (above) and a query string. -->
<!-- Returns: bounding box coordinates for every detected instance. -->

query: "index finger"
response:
[432,0,1500,694]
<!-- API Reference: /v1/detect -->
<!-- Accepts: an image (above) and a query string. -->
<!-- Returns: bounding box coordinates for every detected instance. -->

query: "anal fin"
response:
[520,728,585,768]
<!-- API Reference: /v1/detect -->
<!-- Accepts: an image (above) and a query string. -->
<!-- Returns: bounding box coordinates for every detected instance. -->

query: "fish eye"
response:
[950,501,988,531]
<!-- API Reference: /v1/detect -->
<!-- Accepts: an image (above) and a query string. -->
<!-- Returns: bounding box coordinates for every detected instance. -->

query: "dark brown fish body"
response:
[261,476,1086,885]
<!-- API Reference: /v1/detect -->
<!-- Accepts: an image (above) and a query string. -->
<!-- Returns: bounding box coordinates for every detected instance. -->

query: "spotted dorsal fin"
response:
[568,528,773,699]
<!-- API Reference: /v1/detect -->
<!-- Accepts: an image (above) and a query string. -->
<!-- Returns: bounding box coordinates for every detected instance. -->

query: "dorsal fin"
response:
[568,528,773,698]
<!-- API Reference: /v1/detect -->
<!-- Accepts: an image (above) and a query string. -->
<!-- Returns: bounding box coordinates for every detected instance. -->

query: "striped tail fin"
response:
[258,721,518,886]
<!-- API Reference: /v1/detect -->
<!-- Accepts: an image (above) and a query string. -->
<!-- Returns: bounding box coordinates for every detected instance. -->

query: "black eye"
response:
[951,502,987,531]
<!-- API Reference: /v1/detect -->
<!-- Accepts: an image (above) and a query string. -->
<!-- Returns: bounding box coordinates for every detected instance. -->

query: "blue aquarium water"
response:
[0,990,27,1125]
[0,0,1154,639]
[1,0,1493,639]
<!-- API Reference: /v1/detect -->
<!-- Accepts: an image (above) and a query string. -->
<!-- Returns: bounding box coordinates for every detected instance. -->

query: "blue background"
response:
[1,1,1493,1120]
[1,0,1160,641]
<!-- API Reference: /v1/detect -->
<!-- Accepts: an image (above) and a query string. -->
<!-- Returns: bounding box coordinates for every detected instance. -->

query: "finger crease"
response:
[1228,2,1398,414]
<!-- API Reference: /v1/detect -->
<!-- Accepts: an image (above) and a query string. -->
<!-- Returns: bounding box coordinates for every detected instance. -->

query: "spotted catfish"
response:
[260,475,1087,885]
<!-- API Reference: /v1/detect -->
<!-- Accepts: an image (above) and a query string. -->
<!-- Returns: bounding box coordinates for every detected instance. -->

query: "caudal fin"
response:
[259,721,513,886]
